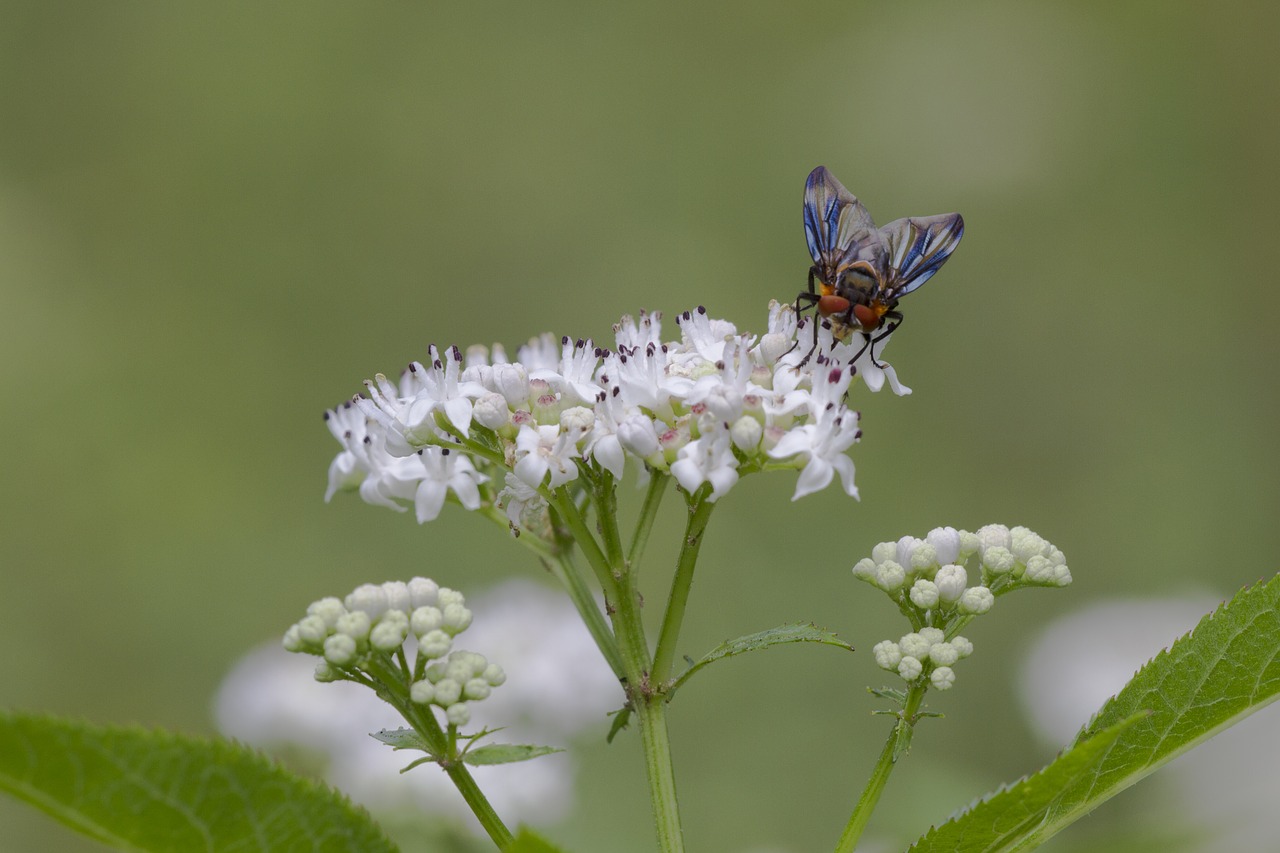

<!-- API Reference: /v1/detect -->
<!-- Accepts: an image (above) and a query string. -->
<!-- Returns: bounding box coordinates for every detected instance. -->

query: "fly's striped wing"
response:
[878,213,965,298]
[803,166,878,269]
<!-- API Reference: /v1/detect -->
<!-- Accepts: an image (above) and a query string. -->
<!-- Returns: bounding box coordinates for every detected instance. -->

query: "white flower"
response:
[930,666,956,690]
[513,424,581,489]
[670,429,739,502]
[529,337,602,406]
[673,306,739,364]
[411,447,486,523]
[324,400,371,502]
[767,397,860,501]
[583,389,627,479]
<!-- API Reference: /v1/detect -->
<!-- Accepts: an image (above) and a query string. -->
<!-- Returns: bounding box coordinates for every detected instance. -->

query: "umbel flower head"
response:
[324,302,910,540]
[854,524,1070,691]
[284,577,503,728]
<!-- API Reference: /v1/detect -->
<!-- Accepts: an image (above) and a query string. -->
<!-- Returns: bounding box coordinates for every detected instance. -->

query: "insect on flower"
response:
[797,165,964,365]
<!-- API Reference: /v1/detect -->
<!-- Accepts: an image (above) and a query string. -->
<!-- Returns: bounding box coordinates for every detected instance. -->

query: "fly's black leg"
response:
[867,312,904,367]
[787,267,823,363]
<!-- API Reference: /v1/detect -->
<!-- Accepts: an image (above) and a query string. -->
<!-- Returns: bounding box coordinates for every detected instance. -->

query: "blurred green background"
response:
[3,2,1278,851]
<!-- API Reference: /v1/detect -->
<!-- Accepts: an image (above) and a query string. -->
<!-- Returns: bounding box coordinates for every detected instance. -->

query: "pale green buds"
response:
[284,576,504,731]
[930,667,956,690]
[853,524,1069,695]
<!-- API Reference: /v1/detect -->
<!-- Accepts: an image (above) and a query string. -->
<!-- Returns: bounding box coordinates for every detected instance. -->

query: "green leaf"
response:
[503,826,570,852]
[0,710,397,853]
[370,727,431,752]
[666,622,853,697]
[604,706,631,744]
[910,574,1280,852]
[462,744,562,766]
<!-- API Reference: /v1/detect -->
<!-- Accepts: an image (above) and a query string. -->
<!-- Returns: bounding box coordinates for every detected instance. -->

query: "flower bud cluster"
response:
[854,524,1069,690]
[324,302,912,539]
[283,577,504,727]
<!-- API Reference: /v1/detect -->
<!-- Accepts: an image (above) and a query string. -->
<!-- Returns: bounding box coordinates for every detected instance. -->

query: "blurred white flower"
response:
[216,579,619,834]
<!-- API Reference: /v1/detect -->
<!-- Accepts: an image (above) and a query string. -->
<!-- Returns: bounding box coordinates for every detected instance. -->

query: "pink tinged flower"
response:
[680,338,765,424]
[529,337,603,406]
[767,404,860,501]
[412,447,487,523]
[514,424,581,489]
[670,429,739,502]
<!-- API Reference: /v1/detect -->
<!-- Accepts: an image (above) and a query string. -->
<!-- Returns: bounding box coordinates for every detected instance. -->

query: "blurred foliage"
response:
[2,2,1278,851]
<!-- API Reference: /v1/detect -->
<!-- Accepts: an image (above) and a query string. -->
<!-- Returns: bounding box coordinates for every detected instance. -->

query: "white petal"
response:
[706,467,739,502]
[670,457,705,494]
[448,474,483,511]
[768,427,814,460]
[443,397,474,436]
[832,454,858,498]
[791,457,834,500]
[414,480,448,523]
[514,455,549,488]
[593,436,626,479]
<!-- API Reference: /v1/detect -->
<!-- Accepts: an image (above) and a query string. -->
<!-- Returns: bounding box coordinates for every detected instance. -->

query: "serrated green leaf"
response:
[666,622,853,697]
[370,727,431,752]
[908,714,1143,853]
[0,710,397,852]
[910,574,1280,852]
[504,826,569,852]
[462,744,562,766]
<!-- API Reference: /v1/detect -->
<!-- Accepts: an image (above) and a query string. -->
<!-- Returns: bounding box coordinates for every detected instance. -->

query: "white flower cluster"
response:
[854,524,1069,690]
[324,303,910,532]
[283,577,504,727]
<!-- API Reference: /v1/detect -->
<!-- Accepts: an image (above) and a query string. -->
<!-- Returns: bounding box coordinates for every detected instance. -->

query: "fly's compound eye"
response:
[853,303,881,331]
[818,294,851,317]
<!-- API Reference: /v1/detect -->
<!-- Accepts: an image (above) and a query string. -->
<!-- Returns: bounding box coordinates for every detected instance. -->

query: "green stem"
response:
[633,696,684,853]
[833,682,928,853]
[650,489,716,685]
[547,552,626,679]
[628,470,670,570]
[593,472,685,853]
[393,685,513,848]
[442,760,513,848]
[548,486,619,599]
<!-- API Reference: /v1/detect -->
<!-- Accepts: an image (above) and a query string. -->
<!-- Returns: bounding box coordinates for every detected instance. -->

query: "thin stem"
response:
[390,684,514,848]
[442,760,513,848]
[548,486,619,599]
[651,489,716,685]
[628,470,670,570]
[547,552,626,679]
[833,682,928,853]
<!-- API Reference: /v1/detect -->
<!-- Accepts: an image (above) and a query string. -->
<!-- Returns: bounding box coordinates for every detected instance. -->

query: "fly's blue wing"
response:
[803,166,878,272]
[878,213,965,298]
